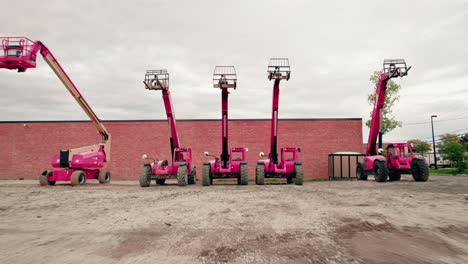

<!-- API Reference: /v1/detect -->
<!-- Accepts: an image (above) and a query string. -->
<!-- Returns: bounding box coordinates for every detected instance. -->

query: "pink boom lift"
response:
[139,70,196,187]
[256,58,303,185]
[0,37,111,186]
[357,59,429,182]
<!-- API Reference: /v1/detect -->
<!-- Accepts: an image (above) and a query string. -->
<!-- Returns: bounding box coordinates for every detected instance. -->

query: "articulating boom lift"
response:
[0,37,111,186]
[202,66,248,186]
[256,58,303,185]
[139,69,196,187]
[357,59,428,182]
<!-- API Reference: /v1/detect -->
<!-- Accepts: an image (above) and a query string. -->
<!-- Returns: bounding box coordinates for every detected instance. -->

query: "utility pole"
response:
[431,115,438,169]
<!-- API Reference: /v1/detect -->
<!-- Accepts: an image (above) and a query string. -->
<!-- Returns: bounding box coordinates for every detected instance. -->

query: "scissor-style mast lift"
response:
[0,37,111,186]
[256,58,303,185]
[139,69,196,187]
[357,59,428,182]
[202,66,248,186]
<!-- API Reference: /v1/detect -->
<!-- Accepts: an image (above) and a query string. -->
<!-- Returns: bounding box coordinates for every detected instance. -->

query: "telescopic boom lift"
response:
[256,58,303,185]
[139,70,196,187]
[357,59,429,182]
[202,66,249,186]
[0,37,111,186]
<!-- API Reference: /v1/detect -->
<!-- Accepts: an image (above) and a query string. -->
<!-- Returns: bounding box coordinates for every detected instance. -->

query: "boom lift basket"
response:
[0,37,38,71]
[144,69,169,90]
[213,66,237,89]
[383,59,411,78]
[267,58,290,80]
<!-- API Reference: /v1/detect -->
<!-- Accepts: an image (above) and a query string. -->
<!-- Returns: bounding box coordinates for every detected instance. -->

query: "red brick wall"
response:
[0,119,362,180]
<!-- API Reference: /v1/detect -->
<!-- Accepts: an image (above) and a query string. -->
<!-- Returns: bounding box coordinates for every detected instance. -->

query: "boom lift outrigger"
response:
[357,59,429,182]
[202,66,249,186]
[256,58,303,185]
[0,37,111,186]
[139,69,196,187]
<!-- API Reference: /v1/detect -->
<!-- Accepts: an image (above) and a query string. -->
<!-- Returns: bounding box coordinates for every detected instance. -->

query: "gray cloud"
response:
[1,0,467,143]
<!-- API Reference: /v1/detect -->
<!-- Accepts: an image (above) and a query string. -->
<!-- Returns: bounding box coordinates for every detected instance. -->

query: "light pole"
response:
[431,115,438,169]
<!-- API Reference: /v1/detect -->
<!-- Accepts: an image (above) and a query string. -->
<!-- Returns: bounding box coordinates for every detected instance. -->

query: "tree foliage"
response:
[408,139,432,155]
[365,71,402,134]
[438,133,464,162]
[460,133,468,151]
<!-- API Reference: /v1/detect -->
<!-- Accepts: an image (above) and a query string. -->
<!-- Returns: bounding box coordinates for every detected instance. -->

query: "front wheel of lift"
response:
[39,170,55,186]
[256,163,265,185]
[239,163,248,185]
[177,164,188,186]
[202,164,211,186]
[373,161,389,182]
[99,170,111,184]
[71,170,86,186]
[294,164,304,185]
[139,164,152,187]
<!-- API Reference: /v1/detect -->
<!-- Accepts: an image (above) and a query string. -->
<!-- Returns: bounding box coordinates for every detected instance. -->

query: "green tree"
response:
[442,142,465,163]
[460,133,468,151]
[437,133,460,155]
[408,139,432,156]
[365,71,402,134]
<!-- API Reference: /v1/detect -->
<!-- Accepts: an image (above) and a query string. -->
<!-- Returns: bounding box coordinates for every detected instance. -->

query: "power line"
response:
[403,116,468,126]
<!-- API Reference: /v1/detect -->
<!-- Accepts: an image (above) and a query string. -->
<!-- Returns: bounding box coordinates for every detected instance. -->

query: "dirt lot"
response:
[0,175,467,264]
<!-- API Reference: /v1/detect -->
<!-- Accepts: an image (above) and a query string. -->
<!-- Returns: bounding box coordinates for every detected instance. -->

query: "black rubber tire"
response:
[39,171,55,186]
[139,164,152,187]
[98,170,111,184]
[156,179,166,185]
[294,164,304,185]
[202,164,210,186]
[356,162,368,181]
[71,170,86,186]
[239,163,248,185]
[412,158,429,182]
[256,163,265,185]
[188,165,196,185]
[177,164,188,186]
[388,169,401,181]
[373,161,388,182]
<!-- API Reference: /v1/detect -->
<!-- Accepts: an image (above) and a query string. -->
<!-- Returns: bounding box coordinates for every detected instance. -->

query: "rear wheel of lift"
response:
[412,158,429,182]
[294,164,304,185]
[202,164,211,186]
[98,170,111,184]
[388,169,401,181]
[39,170,55,186]
[356,162,368,180]
[177,164,188,186]
[156,179,166,185]
[139,164,152,187]
[373,161,388,182]
[239,163,248,185]
[256,163,265,185]
[71,170,86,186]
[188,165,197,184]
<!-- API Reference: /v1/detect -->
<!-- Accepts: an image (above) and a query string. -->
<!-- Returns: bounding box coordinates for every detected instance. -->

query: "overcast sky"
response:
[1,0,467,143]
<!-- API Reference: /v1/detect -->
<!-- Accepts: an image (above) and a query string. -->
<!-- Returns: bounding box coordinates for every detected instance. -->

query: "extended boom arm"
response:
[366,59,411,156]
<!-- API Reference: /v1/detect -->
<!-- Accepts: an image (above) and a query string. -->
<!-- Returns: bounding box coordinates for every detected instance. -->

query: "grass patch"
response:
[429,168,468,175]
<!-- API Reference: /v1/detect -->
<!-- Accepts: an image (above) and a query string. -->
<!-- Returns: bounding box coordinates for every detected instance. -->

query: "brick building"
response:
[0,118,362,180]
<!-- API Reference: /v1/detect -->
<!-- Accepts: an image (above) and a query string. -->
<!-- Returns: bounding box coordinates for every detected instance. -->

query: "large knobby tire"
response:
[188,165,196,185]
[177,164,188,186]
[412,159,429,182]
[202,164,211,186]
[239,163,248,185]
[373,161,388,182]
[139,164,152,187]
[71,170,86,186]
[294,164,304,185]
[39,170,55,186]
[356,162,368,181]
[256,163,265,185]
[388,169,401,181]
[99,170,111,184]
